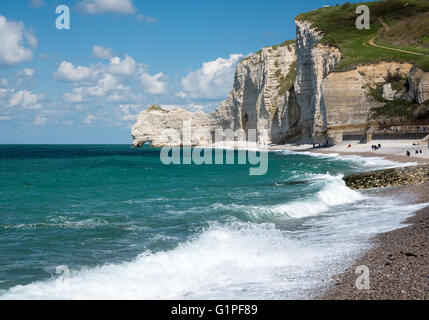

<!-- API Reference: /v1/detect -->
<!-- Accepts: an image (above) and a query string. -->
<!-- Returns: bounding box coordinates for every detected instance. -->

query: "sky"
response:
[0,0,347,144]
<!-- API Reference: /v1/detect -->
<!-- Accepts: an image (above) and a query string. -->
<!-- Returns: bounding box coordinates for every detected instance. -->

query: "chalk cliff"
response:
[132,15,429,148]
[132,42,298,147]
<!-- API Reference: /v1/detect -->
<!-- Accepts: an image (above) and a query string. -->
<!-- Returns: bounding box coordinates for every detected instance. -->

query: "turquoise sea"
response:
[0,145,424,299]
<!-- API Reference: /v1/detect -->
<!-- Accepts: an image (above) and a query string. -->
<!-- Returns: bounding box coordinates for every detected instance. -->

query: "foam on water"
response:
[210,175,365,220]
[1,172,426,300]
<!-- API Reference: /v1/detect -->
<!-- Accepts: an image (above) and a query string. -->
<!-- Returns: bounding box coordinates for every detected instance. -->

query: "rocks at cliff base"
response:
[344,164,429,190]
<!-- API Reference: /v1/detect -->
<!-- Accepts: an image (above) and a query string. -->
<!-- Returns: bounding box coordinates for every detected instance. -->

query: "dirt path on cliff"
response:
[365,17,428,57]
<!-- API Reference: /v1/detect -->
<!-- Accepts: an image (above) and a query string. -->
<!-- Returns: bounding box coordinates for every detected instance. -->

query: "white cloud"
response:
[29,0,45,8]
[77,0,136,15]
[140,72,167,95]
[108,55,139,76]
[65,73,130,103]
[119,104,141,121]
[92,45,113,60]
[58,53,167,108]
[181,54,243,100]
[19,68,35,78]
[0,15,37,67]
[54,61,92,82]
[64,88,86,103]
[175,91,188,99]
[9,90,43,109]
[34,115,47,125]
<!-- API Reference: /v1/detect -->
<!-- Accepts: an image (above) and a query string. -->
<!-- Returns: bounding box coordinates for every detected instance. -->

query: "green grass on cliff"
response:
[296,0,429,71]
[146,104,169,113]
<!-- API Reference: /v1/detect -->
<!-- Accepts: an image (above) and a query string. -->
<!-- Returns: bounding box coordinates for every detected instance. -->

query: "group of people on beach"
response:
[371,144,382,151]
[406,149,424,157]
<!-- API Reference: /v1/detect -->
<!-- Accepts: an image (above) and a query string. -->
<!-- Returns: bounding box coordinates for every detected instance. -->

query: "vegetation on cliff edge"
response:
[146,104,169,113]
[296,0,429,71]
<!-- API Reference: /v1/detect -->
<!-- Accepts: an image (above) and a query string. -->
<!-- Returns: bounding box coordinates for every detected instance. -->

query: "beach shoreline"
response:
[294,140,429,300]
[318,182,429,300]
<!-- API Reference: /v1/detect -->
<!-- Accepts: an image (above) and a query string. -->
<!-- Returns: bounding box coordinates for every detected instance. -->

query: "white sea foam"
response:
[2,186,426,300]
[209,174,364,219]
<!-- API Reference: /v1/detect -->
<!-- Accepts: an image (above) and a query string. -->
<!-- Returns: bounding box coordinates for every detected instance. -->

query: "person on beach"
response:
[407,151,411,157]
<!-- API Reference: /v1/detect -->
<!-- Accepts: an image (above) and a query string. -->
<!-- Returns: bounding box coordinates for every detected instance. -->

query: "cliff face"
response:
[132,42,298,147]
[132,109,213,148]
[294,20,342,143]
[211,43,298,144]
[293,18,429,145]
[132,19,429,148]
[319,62,414,143]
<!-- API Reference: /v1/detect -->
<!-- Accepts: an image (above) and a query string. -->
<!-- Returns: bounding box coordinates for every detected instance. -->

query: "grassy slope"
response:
[296,0,429,71]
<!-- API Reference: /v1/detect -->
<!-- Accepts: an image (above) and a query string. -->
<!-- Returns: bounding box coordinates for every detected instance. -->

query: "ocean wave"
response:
[2,199,426,300]
[0,222,324,300]
[210,174,364,220]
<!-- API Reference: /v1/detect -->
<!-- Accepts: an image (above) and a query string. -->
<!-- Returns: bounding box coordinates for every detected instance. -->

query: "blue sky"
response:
[0,0,346,144]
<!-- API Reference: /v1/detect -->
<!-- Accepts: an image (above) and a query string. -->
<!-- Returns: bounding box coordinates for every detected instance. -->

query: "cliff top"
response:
[240,39,296,63]
[146,104,169,113]
[296,0,429,71]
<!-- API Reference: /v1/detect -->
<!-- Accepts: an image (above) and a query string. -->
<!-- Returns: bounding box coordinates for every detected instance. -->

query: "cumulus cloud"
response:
[76,0,136,15]
[64,72,130,104]
[64,88,86,103]
[108,55,139,76]
[92,45,113,60]
[19,68,35,78]
[0,15,37,67]
[140,72,167,95]
[181,54,243,100]
[58,53,168,107]
[9,90,43,109]
[119,104,141,121]
[54,61,92,82]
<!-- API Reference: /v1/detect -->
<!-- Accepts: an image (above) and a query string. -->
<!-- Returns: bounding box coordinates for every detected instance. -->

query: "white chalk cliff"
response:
[132,20,429,147]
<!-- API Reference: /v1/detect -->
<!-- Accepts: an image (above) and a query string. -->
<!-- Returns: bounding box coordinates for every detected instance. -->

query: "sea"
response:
[0,145,425,299]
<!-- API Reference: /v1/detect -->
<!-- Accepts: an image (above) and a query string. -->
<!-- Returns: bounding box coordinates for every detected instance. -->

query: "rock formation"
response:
[132,42,298,147]
[132,17,429,148]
